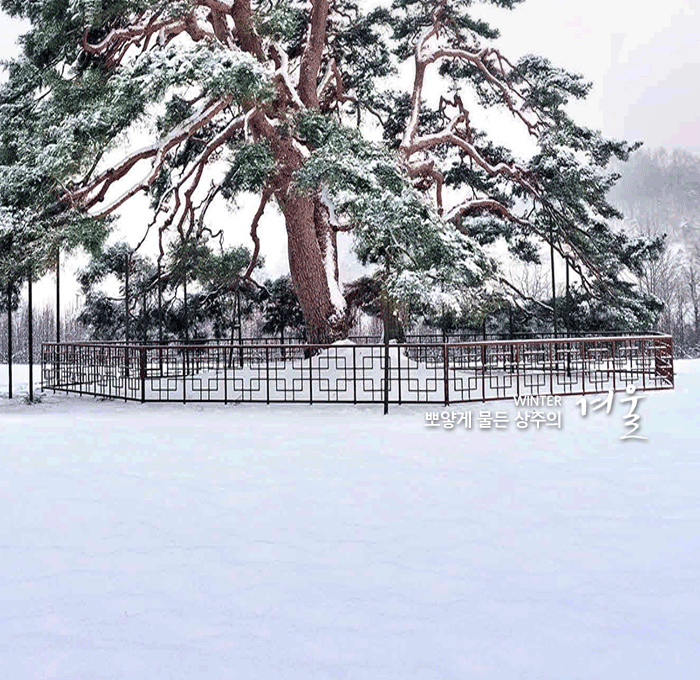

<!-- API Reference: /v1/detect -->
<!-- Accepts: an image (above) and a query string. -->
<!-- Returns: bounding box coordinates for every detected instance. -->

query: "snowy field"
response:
[1,362,699,679]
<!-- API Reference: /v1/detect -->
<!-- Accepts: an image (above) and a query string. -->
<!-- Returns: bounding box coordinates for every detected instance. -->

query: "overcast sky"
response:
[479,0,699,152]
[1,0,698,295]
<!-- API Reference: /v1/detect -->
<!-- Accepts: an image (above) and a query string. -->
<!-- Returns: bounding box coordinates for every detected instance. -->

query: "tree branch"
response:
[70,98,235,217]
[298,0,331,107]
[242,187,273,282]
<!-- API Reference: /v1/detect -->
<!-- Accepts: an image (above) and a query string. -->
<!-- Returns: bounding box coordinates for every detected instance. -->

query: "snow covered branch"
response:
[71,98,235,218]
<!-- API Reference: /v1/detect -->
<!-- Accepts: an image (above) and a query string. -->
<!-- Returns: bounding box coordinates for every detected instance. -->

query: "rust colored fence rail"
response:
[41,335,674,406]
[85,329,660,348]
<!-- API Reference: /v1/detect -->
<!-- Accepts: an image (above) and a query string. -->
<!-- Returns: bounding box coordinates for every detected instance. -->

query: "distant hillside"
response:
[610,147,700,241]
[610,147,700,355]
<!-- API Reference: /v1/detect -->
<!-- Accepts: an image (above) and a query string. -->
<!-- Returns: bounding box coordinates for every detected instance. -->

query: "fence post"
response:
[383,340,389,415]
[654,336,674,385]
[182,347,187,404]
[309,344,314,405]
[139,346,147,403]
[353,345,357,405]
[107,346,113,398]
[398,343,402,405]
[78,345,83,397]
[443,343,449,406]
[481,343,486,402]
[54,336,60,394]
[670,336,675,388]
[223,345,228,405]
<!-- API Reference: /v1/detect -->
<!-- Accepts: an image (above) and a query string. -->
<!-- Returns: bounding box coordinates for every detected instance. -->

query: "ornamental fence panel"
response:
[41,335,674,406]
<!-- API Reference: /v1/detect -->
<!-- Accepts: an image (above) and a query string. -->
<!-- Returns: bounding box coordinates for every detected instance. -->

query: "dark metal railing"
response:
[338,331,665,347]
[81,329,662,348]
[41,335,674,406]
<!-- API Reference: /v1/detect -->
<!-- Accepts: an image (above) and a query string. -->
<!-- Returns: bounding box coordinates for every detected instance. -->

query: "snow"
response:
[291,138,311,159]
[1,361,699,679]
[320,183,345,230]
[324,231,346,313]
[274,44,305,111]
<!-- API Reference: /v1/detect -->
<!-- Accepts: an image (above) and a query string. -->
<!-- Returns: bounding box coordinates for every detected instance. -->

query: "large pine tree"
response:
[0,0,662,341]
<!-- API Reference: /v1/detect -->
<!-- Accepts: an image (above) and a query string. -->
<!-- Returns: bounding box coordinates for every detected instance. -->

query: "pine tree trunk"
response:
[263,132,350,345]
[280,190,349,344]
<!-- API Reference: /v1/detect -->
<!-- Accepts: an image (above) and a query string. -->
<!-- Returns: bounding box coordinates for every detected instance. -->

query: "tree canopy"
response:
[0,0,663,340]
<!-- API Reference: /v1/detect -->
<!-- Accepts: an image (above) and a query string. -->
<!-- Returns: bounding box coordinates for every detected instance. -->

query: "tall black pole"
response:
[549,219,557,338]
[382,288,389,415]
[183,275,189,343]
[157,260,163,345]
[565,256,571,377]
[156,260,164,376]
[508,304,515,373]
[28,268,34,402]
[236,287,242,344]
[141,287,147,344]
[565,256,570,338]
[382,260,390,415]
[124,253,130,344]
[56,248,61,343]
[183,275,189,379]
[509,304,514,339]
[7,282,12,399]
[236,286,243,368]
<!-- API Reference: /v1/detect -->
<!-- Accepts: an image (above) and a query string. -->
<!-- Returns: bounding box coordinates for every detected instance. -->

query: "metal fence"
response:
[84,329,662,347]
[41,335,674,406]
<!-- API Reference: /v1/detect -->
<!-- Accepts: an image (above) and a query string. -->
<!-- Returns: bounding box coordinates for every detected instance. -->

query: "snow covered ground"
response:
[1,362,699,679]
